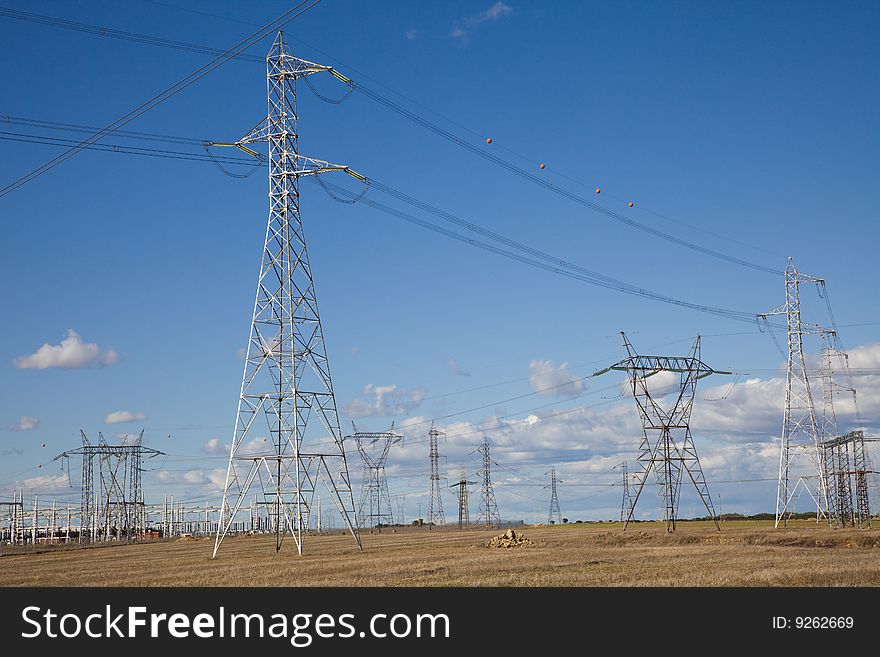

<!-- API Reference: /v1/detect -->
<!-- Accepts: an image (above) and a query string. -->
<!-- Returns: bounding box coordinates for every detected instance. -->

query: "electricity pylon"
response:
[213,32,363,557]
[473,436,501,526]
[427,424,446,528]
[53,430,162,543]
[758,257,831,527]
[351,423,403,531]
[818,334,873,528]
[450,466,475,530]
[617,461,632,523]
[546,466,562,524]
[599,332,725,532]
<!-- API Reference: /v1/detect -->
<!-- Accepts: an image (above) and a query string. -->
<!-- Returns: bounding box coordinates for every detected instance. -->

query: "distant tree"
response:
[562,517,569,524]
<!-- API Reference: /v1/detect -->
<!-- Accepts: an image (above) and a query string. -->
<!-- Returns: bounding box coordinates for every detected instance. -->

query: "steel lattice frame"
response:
[213,32,361,557]
[618,461,632,523]
[759,258,831,527]
[474,436,501,526]
[450,466,475,530]
[427,424,446,528]
[607,332,722,532]
[351,424,402,530]
[546,466,562,525]
[54,430,161,543]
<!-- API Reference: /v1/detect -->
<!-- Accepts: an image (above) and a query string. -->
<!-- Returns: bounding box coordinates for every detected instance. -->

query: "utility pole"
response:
[758,258,831,527]
[449,466,475,530]
[473,436,501,526]
[427,424,446,529]
[213,32,363,557]
[598,332,724,532]
[546,467,562,525]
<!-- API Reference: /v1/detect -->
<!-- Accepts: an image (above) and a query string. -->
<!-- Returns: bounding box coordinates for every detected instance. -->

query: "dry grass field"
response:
[2,520,880,586]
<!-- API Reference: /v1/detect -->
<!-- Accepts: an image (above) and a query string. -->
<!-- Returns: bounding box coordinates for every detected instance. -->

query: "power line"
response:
[1,113,777,328]
[314,176,779,325]
[0,131,257,167]
[0,4,783,274]
[0,0,322,198]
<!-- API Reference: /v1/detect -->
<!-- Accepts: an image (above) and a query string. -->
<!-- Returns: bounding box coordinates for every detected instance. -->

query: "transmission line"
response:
[0,0,322,198]
[3,116,775,328]
[0,4,783,275]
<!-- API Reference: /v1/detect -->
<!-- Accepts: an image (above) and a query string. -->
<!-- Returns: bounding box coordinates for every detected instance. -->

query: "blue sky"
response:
[1,1,879,524]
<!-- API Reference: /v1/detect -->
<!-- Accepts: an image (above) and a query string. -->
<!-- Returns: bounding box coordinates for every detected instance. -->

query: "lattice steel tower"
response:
[351,423,402,530]
[450,466,475,530]
[599,332,724,531]
[474,436,501,526]
[213,32,362,557]
[758,257,830,527]
[618,461,632,523]
[427,424,446,528]
[546,466,562,524]
[53,430,162,543]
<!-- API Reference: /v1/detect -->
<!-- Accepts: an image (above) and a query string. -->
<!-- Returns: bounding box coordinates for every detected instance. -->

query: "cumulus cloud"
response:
[16,473,69,493]
[528,360,585,397]
[450,1,512,42]
[202,438,229,455]
[5,416,39,432]
[1,448,24,457]
[445,355,471,377]
[13,329,119,370]
[104,410,146,425]
[156,468,227,491]
[345,384,425,418]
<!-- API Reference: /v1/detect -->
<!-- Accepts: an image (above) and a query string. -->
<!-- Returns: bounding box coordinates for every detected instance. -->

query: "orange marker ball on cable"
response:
[486,137,492,144]
[628,202,635,208]
[595,188,601,195]
[539,163,545,170]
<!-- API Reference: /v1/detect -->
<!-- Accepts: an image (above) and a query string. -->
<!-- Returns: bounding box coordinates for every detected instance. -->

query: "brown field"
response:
[2,520,880,586]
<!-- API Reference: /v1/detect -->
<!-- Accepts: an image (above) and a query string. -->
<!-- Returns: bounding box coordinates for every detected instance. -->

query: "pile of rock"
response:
[485,529,532,548]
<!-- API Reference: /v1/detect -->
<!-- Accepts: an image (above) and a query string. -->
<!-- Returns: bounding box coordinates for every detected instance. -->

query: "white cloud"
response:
[345,384,425,418]
[17,473,69,493]
[528,360,585,397]
[450,1,512,42]
[405,28,417,41]
[445,355,471,377]
[104,410,146,425]
[5,416,39,432]
[202,438,229,455]
[13,329,119,370]
[156,468,227,491]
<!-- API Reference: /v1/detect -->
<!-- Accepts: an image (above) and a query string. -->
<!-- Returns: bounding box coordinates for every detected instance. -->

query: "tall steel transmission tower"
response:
[473,436,501,526]
[213,32,363,557]
[546,466,563,524]
[450,466,475,530]
[427,424,446,528]
[351,423,403,531]
[617,461,632,523]
[758,257,831,527]
[599,332,724,532]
